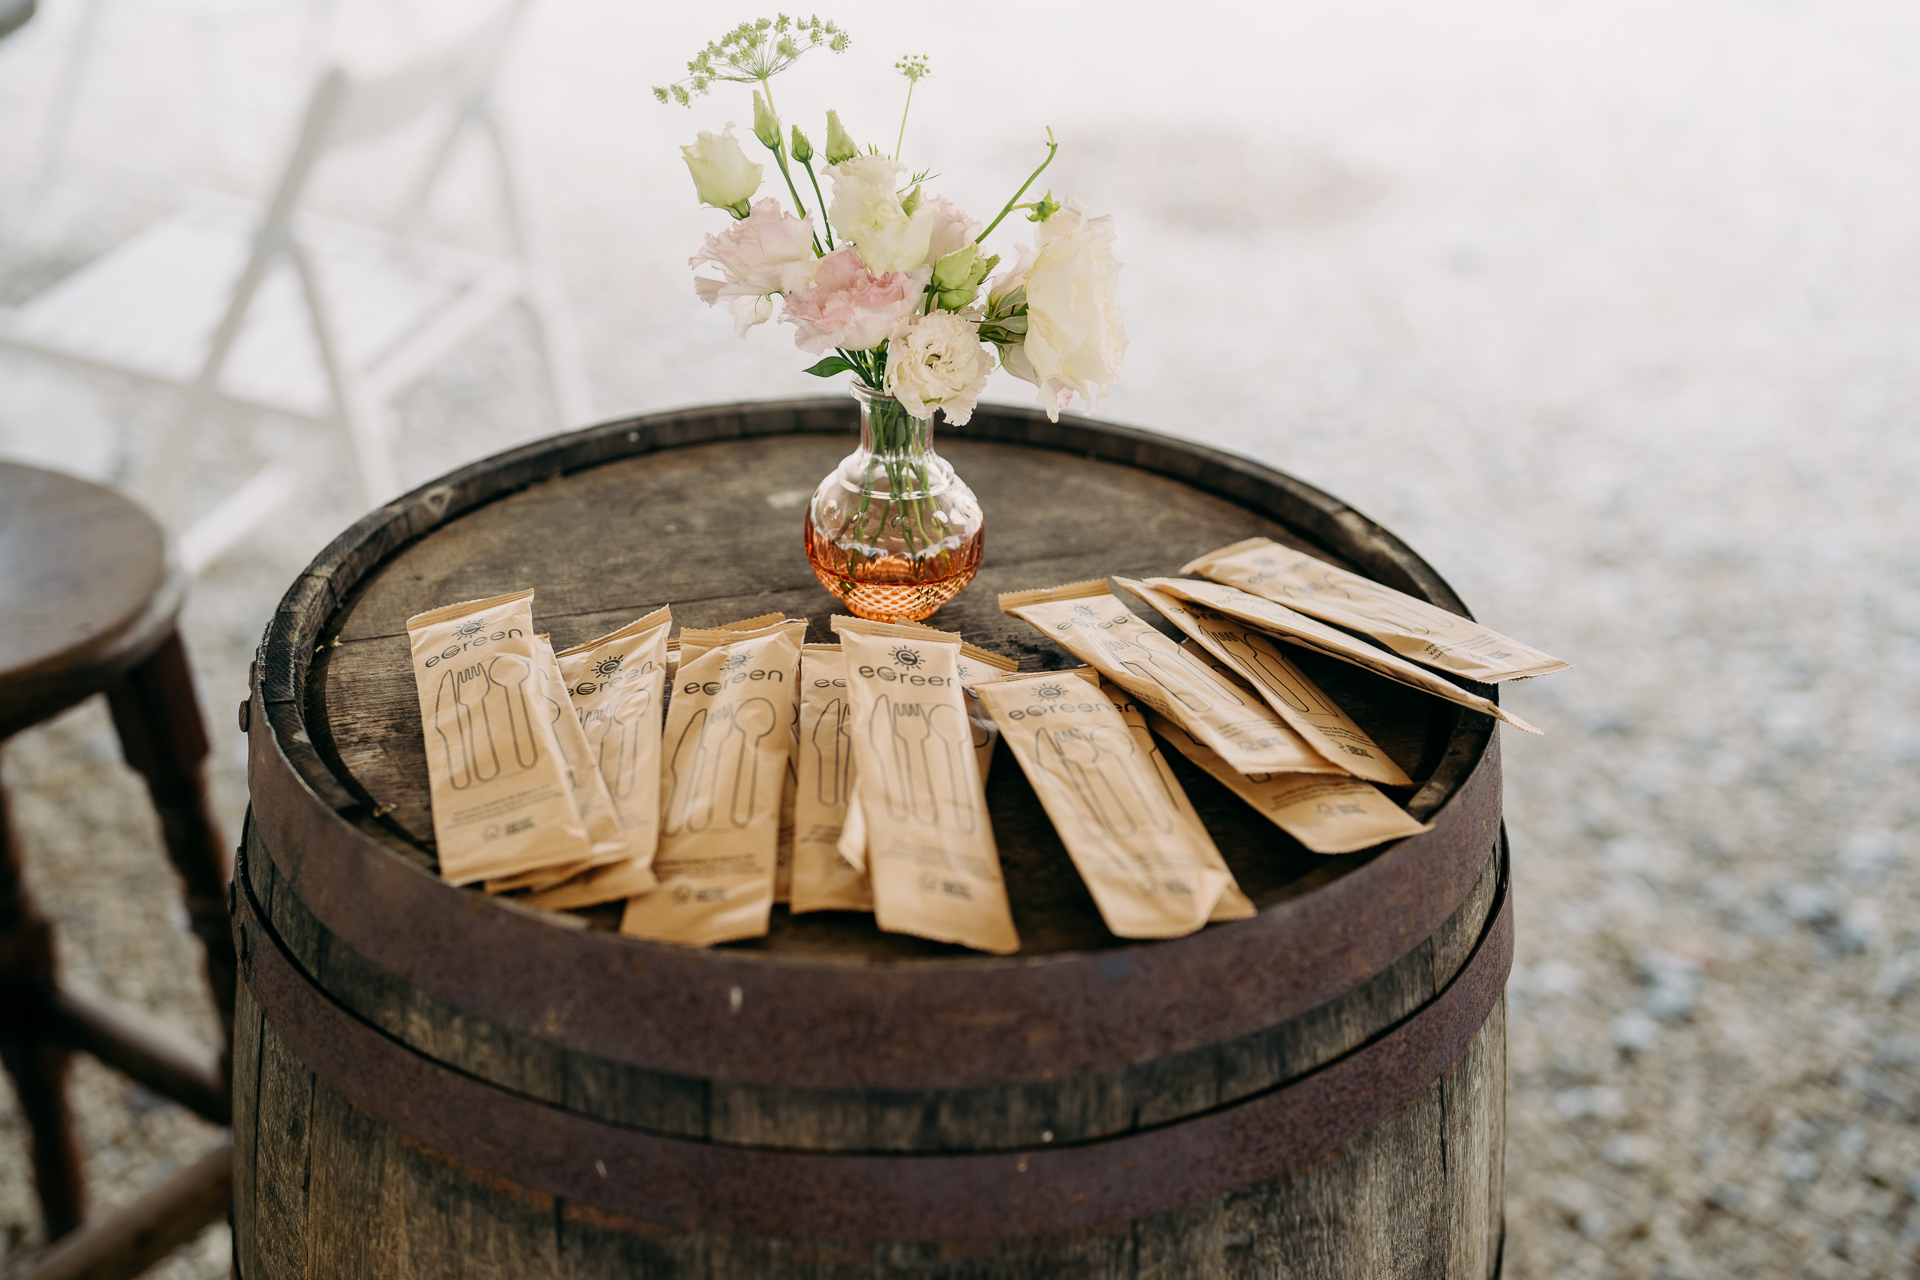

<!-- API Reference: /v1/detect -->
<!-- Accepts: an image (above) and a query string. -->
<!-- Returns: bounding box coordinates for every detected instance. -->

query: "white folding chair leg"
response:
[176,459,301,575]
[335,388,399,507]
[287,243,400,505]
[483,111,592,428]
[144,233,292,517]
[524,275,592,429]
[34,0,104,194]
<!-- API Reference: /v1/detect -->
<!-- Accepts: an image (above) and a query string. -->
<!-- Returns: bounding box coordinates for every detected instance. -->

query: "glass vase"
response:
[803,382,984,622]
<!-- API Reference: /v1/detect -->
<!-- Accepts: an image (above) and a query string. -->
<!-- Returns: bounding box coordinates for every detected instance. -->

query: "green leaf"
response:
[803,356,854,378]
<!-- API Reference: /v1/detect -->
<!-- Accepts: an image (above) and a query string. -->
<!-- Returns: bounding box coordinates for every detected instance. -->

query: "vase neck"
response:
[852,383,934,460]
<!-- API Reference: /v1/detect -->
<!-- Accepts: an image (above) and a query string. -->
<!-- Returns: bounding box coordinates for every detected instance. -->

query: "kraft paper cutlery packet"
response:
[1114,577,1410,787]
[534,634,630,857]
[405,590,596,886]
[831,618,1020,955]
[675,615,797,900]
[1145,706,1432,854]
[1139,576,1543,735]
[827,625,1021,887]
[997,581,1344,777]
[663,613,782,710]
[975,671,1252,939]
[790,644,873,914]
[620,620,804,946]
[1183,537,1571,684]
[521,607,674,911]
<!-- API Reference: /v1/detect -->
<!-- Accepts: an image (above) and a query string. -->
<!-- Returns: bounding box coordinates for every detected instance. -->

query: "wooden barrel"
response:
[234,399,1511,1278]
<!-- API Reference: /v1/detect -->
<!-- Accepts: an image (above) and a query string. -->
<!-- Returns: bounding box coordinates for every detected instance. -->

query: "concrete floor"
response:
[1,0,1917,1275]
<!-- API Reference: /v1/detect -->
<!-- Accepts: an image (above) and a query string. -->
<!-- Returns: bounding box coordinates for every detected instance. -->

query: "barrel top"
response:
[249,399,1501,1084]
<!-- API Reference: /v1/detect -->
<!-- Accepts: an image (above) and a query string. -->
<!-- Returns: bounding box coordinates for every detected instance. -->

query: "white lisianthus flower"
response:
[884,310,994,424]
[681,125,762,216]
[826,155,936,274]
[1006,201,1128,422]
[690,198,816,335]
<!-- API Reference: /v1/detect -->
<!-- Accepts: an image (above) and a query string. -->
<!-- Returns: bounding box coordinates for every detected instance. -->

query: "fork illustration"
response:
[1219,634,1332,715]
[1108,632,1242,713]
[589,686,653,799]
[1039,725,1171,839]
[891,703,938,825]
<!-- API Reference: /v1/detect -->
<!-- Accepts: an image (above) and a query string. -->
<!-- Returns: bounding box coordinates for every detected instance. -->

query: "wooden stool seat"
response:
[0,463,235,1278]
[1,464,178,738]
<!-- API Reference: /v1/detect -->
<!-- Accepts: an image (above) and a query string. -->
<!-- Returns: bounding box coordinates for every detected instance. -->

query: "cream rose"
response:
[1007,201,1127,421]
[690,198,816,335]
[826,155,936,275]
[884,310,994,424]
[680,125,763,217]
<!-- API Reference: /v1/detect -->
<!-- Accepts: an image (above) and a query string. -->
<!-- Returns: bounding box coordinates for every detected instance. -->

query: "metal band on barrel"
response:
[246,677,1501,1091]
[233,838,1511,1243]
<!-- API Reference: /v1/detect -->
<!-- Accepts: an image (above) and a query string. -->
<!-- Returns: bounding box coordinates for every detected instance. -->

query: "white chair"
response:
[0,0,591,572]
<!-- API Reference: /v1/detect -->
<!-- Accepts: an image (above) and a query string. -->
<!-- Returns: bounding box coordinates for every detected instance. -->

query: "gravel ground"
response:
[2,1,1918,1276]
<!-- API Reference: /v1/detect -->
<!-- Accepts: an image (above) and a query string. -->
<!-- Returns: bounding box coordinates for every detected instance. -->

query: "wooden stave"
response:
[233,982,1505,1277]
[234,401,1513,1275]
[240,804,1502,1149]
[247,401,1503,1094]
[229,844,1509,1266]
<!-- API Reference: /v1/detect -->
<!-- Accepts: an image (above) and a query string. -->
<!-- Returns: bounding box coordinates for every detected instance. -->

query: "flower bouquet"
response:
[658,17,1126,620]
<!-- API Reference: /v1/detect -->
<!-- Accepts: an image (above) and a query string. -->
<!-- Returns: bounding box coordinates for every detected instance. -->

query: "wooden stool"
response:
[0,462,235,1278]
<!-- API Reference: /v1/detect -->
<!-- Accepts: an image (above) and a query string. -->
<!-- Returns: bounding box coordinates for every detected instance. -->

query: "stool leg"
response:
[0,770,87,1239]
[104,631,236,1066]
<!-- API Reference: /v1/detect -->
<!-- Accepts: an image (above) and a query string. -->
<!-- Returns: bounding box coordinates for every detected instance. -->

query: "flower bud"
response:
[681,124,763,217]
[790,125,814,164]
[752,91,781,151]
[900,184,923,217]
[1027,191,1062,223]
[931,243,982,292]
[824,110,859,165]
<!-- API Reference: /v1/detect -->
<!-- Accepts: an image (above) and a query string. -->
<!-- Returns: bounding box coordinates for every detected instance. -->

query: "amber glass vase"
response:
[803,383,984,622]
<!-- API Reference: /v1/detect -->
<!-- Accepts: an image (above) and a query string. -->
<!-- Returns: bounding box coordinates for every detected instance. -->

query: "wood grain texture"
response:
[311,431,1454,960]
[243,819,1497,1150]
[0,462,179,737]
[233,983,1505,1280]
[237,402,1509,1275]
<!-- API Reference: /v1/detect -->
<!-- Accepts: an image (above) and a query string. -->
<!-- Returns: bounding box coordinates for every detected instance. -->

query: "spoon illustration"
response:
[925,702,975,832]
[726,698,777,829]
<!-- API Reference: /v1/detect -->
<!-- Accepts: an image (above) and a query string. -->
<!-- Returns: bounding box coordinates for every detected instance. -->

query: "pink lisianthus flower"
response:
[778,246,930,354]
[690,198,816,336]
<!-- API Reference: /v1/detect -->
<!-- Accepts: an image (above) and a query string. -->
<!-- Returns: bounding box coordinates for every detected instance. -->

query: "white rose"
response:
[690,198,816,335]
[1008,201,1128,422]
[681,125,762,216]
[826,155,936,275]
[884,310,994,424]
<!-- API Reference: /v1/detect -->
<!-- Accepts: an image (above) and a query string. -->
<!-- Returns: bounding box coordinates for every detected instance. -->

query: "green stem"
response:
[758,77,825,256]
[895,78,916,160]
[801,156,833,250]
[974,128,1059,245]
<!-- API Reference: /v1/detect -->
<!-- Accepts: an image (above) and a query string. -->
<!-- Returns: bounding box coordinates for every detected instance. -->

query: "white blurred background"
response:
[2,1,1918,1275]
